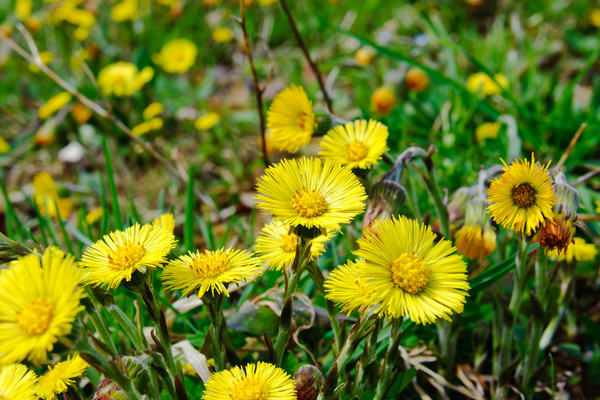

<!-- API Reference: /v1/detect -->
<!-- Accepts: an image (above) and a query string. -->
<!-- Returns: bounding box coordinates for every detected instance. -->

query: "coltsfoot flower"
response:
[97,62,154,97]
[38,353,89,400]
[455,223,496,260]
[153,39,197,73]
[324,260,377,315]
[466,72,508,96]
[0,363,38,400]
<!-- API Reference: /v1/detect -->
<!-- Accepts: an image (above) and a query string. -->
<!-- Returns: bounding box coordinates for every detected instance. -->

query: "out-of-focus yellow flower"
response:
[28,50,54,72]
[35,120,56,146]
[86,207,104,225]
[74,26,90,41]
[371,87,396,114]
[70,49,89,70]
[156,0,178,5]
[111,0,139,22]
[32,172,73,219]
[203,0,222,5]
[475,122,501,142]
[143,102,164,120]
[548,237,598,263]
[259,0,278,5]
[354,46,375,66]
[71,103,92,124]
[152,213,175,234]
[405,68,429,92]
[0,24,13,38]
[595,199,600,214]
[131,118,163,136]
[212,27,234,43]
[38,92,72,120]
[590,9,600,27]
[153,39,197,73]
[25,16,43,34]
[466,72,508,96]
[0,137,10,153]
[97,62,154,97]
[15,0,33,21]
[195,112,221,130]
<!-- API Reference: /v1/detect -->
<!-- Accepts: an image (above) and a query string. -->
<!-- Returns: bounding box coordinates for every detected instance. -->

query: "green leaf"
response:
[227,305,279,338]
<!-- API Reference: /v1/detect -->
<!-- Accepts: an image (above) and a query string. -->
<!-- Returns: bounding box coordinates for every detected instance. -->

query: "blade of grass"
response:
[99,173,110,236]
[129,198,141,224]
[101,134,123,231]
[53,199,74,254]
[184,165,195,252]
[196,215,215,251]
[0,178,22,239]
[218,216,235,249]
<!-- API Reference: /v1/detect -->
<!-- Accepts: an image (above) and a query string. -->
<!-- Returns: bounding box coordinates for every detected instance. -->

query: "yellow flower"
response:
[143,102,164,119]
[466,72,508,96]
[455,223,496,260]
[152,213,175,234]
[37,353,89,400]
[70,49,89,70]
[324,260,377,315]
[266,85,315,153]
[591,9,600,27]
[131,118,163,136]
[259,0,278,4]
[71,103,92,124]
[548,237,598,263]
[0,136,10,153]
[85,207,104,225]
[487,155,555,235]
[354,46,375,66]
[405,68,429,92]
[0,364,38,400]
[79,223,176,289]
[97,62,154,97]
[73,26,90,41]
[354,217,470,324]
[195,111,221,130]
[156,0,178,5]
[475,122,501,142]
[255,157,367,232]
[32,172,73,219]
[0,247,85,364]
[162,248,262,298]
[318,119,389,170]
[254,221,333,271]
[203,362,296,400]
[28,51,54,73]
[212,27,234,43]
[15,0,33,21]
[25,16,43,34]
[111,0,139,22]
[371,87,395,114]
[38,92,72,120]
[153,39,197,73]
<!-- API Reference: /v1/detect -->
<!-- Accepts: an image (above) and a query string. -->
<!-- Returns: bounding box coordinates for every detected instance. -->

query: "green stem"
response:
[351,319,381,398]
[106,303,146,351]
[207,294,226,371]
[101,134,123,230]
[423,157,450,239]
[373,318,404,400]
[81,294,118,354]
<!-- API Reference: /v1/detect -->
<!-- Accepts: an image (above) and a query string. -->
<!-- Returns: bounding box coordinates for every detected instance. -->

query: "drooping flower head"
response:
[38,352,89,400]
[354,217,470,324]
[161,247,263,298]
[97,62,154,97]
[32,172,73,219]
[79,223,176,289]
[487,155,555,235]
[455,198,496,260]
[203,362,296,400]
[266,85,315,153]
[324,260,377,315]
[254,221,333,271]
[153,39,197,73]
[318,119,389,170]
[255,157,367,232]
[0,247,85,364]
[0,364,38,400]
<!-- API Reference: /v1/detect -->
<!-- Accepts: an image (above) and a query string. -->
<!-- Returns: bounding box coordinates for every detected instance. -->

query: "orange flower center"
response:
[345,141,368,162]
[279,232,298,253]
[191,251,230,278]
[296,112,311,133]
[107,242,146,271]
[512,183,536,208]
[229,377,268,400]
[390,253,430,294]
[18,298,53,336]
[291,190,326,218]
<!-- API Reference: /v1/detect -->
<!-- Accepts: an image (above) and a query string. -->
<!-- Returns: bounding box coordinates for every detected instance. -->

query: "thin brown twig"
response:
[237,1,269,167]
[278,0,334,113]
[553,123,587,172]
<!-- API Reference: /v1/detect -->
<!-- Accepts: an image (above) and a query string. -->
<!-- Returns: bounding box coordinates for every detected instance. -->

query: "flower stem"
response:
[207,293,226,371]
[373,318,403,400]
[81,294,118,354]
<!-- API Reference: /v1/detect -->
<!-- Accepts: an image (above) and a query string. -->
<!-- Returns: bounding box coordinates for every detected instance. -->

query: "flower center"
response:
[229,377,268,400]
[18,298,54,336]
[279,232,298,253]
[345,141,368,162]
[390,253,430,294]
[512,183,537,208]
[191,251,230,278]
[291,190,326,218]
[107,242,146,271]
[296,112,312,133]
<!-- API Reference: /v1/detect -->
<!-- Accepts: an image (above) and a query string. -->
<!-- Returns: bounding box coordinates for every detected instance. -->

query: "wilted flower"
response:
[548,237,597,263]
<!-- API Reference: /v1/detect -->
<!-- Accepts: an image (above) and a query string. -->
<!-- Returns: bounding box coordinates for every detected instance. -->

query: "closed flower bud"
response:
[371,87,396,114]
[405,68,429,92]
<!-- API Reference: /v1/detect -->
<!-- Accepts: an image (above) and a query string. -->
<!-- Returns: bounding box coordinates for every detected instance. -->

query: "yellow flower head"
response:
[487,155,555,235]
[405,68,429,92]
[254,221,333,271]
[0,364,38,400]
[354,217,470,324]
[152,213,175,234]
[111,0,139,22]
[97,62,154,97]
[15,0,33,21]
[85,207,104,225]
[32,172,73,219]
[195,112,221,130]
[153,39,197,73]
[143,102,164,120]
[548,237,598,263]
[37,353,89,400]
[354,46,375,66]
[131,118,163,136]
[212,27,234,43]
[466,72,508,96]
[0,247,85,364]
[475,122,501,142]
[324,260,377,315]
[590,9,600,28]
[455,223,496,260]
[318,119,389,170]
[0,136,10,153]
[38,92,72,120]
[161,247,263,298]
[371,87,396,114]
[255,157,367,231]
[203,362,296,400]
[266,85,315,153]
[71,103,92,124]
[79,223,176,289]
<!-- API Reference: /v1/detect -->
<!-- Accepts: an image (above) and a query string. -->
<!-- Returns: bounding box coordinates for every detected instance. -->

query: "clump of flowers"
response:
[97,62,154,97]
[153,39,198,73]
